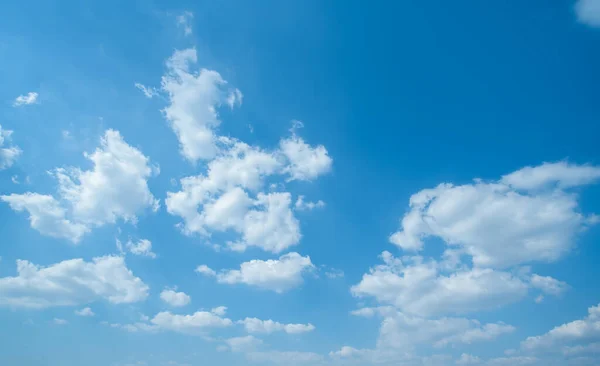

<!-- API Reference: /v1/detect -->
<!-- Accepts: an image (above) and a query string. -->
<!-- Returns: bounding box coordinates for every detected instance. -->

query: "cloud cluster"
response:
[1,130,159,243]
[197,252,314,293]
[0,256,148,308]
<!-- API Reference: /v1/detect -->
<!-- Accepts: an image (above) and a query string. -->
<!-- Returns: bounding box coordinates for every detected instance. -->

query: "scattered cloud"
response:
[224,335,263,353]
[126,239,157,258]
[0,125,22,170]
[239,317,315,334]
[160,288,191,307]
[389,162,600,268]
[280,134,332,182]
[134,83,158,98]
[149,309,233,335]
[13,92,38,106]
[0,255,148,308]
[294,196,325,211]
[197,252,314,293]
[1,129,159,243]
[75,307,95,317]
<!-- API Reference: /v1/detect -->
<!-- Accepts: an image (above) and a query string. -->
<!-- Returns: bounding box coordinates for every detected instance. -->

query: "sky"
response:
[1,1,600,365]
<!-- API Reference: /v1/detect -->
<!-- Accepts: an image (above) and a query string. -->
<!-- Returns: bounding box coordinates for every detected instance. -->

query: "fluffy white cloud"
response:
[126,239,157,258]
[239,317,315,334]
[224,335,263,352]
[75,307,95,316]
[389,162,600,268]
[575,0,600,28]
[0,125,22,170]
[521,303,600,353]
[351,307,514,351]
[351,251,528,317]
[197,252,314,293]
[0,255,148,308]
[280,134,332,181]
[1,193,90,243]
[529,274,568,296]
[1,130,159,243]
[13,92,38,106]
[160,289,191,307]
[161,48,236,162]
[150,309,232,335]
[294,195,325,211]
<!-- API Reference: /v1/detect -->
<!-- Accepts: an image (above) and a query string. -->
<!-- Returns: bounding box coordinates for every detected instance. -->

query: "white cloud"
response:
[126,239,157,258]
[226,88,243,109]
[176,11,194,36]
[13,92,38,106]
[224,335,263,352]
[0,255,148,308]
[211,306,227,316]
[75,307,95,317]
[161,48,235,162]
[530,274,568,296]
[197,252,314,293]
[389,162,600,268]
[53,318,68,325]
[1,129,159,243]
[134,83,158,98]
[294,195,325,211]
[0,125,22,170]
[351,251,528,317]
[575,0,600,28]
[521,303,600,353]
[1,193,90,243]
[280,134,332,181]
[160,289,191,307]
[239,317,315,334]
[150,309,233,335]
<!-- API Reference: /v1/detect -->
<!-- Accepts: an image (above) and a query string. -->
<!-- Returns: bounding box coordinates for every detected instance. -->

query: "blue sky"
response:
[1,1,600,365]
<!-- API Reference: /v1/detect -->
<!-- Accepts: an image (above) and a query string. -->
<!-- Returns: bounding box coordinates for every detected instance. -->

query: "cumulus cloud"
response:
[389,162,600,268]
[150,309,232,335]
[521,303,600,353]
[1,130,159,243]
[197,252,314,293]
[0,256,148,308]
[126,239,157,258]
[351,251,529,317]
[161,48,236,162]
[575,0,600,28]
[294,196,325,211]
[280,134,332,181]
[160,289,191,307]
[239,317,315,334]
[0,125,22,170]
[13,92,38,106]
[75,307,95,316]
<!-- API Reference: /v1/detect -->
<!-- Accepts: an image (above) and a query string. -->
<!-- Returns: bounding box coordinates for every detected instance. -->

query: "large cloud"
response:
[0,256,148,308]
[389,162,600,268]
[1,130,159,243]
[197,252,314,293]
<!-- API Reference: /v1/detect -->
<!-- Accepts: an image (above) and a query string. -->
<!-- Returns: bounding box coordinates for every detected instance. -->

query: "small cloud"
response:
[226,88,243,109]
[75,307,95,317]
[62,130,72,139]
[176,11,194,36]
[53,318,68,325]
[295,196,325,211]
[134,83,158,98]
[325,268,344,279]
[248,124,254,133]
[575,0,600,28]
[535,295,544,304]
[11,176,19,184]
[13,92,39,107]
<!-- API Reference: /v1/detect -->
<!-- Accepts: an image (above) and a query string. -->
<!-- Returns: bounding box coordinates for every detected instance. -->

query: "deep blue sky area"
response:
[1,1,599,366]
